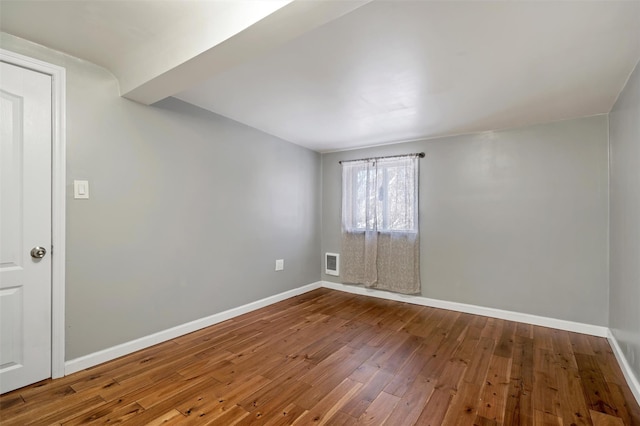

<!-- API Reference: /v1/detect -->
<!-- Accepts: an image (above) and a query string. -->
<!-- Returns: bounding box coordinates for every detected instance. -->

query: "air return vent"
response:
[325,253,340,276]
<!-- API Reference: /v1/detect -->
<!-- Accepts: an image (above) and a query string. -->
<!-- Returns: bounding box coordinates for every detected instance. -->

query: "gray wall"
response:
[322,116,609,326]
[1,33,321,360]
[0,31,617,362]
[609,60,640,381]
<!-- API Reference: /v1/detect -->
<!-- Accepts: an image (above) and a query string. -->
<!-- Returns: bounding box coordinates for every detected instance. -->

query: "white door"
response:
[0,61,52,394]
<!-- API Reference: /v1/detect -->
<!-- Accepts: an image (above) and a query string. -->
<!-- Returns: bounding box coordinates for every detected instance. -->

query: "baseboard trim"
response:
[64,279,639,405]
[607,329,640,405]
[65,280,615,377]
[65,281,323,375]
[321,281,609,338]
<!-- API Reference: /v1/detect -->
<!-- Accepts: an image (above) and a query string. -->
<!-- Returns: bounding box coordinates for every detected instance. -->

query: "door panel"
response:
[0,61,52,393]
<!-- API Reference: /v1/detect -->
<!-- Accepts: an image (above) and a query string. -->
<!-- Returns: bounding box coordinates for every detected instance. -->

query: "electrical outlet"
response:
[275,259,284,271]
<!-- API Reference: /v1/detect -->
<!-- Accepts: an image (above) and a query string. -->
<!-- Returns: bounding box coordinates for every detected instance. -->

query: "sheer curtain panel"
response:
[341,155,420,294]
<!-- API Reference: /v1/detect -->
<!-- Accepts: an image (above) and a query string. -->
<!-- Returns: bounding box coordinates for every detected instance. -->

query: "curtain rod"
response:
[338,152,425,164]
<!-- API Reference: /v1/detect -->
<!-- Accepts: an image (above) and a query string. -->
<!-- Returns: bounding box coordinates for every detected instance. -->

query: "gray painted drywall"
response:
[0,30,615,362]
[609,60,640,381]
[322,116,609,325]
[1,33,321,360]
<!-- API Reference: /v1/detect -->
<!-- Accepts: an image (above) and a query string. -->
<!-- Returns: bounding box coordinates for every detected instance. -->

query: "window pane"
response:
[383,164,415,231]
[342,157,417,233]
[355,169,367,229]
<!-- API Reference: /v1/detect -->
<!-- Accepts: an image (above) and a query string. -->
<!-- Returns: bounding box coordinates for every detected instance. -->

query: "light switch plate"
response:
[74,180,89,199]
[275,259,284,271]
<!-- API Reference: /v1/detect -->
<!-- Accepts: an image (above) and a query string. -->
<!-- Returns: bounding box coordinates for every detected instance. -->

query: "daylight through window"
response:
[342,156,418,233]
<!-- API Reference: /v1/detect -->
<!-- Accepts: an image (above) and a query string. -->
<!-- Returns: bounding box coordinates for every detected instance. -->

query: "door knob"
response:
[30,246,47,259]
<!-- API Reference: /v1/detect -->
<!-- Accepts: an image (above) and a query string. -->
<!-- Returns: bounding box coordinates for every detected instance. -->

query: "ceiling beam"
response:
[121,0,372,105]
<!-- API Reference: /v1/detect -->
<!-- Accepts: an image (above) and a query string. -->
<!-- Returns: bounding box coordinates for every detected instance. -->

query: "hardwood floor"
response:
[1,288,639,425]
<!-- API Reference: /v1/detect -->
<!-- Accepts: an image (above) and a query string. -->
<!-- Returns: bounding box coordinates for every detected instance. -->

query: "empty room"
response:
[0,0,639,424]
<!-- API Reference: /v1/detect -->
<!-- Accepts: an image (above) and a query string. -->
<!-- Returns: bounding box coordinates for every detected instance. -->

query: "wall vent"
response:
[325,253,340,276]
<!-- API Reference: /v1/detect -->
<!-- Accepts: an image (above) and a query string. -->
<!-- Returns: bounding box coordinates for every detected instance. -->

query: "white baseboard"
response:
[65,281,323,375]
[64,278,639,406]
[320,281,609,337]
[323,281,640,404]
[64,278,638,406]
[607,330,640,405]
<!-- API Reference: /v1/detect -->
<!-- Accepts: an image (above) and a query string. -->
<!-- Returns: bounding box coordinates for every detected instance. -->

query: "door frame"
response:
[0,49,66,379]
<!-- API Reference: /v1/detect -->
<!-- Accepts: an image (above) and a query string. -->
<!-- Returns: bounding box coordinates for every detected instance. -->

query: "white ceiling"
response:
[2,1,639,152]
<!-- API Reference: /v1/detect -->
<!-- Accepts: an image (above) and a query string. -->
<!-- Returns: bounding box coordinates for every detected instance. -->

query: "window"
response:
[340,154,421,294]
[342,156,418,233]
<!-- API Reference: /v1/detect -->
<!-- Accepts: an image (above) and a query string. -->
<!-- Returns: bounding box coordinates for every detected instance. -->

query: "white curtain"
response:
[341,155,420,294]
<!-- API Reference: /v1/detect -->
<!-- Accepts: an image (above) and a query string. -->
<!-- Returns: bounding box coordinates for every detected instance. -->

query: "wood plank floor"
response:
[1,288,639,425]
